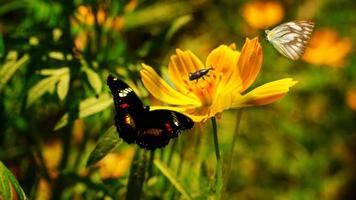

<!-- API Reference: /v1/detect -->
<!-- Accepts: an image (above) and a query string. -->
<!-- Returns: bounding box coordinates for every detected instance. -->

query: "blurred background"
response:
[0,0,355,199]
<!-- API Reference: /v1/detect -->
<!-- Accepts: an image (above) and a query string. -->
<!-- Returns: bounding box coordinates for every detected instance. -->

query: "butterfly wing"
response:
[107,75,146,143]
[136,110,194,150]
[267,20,315,60]
[107,75,194,150]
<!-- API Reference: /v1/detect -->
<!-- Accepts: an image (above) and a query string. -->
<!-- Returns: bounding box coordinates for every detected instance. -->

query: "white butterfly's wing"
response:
[266,20,315,60]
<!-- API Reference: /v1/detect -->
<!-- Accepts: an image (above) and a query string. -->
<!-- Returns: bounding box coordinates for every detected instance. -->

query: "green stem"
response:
[147,150,155,179]
[211,117,222,199]
[229,110,243,162]
[126,149,147,200]
[222,110,243,198]
[167,139,177,166]
[211,117,220,161]
[62,172,115,198]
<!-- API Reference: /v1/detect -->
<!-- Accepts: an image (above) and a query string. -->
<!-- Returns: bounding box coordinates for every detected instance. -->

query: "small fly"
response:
[189,67,214,81]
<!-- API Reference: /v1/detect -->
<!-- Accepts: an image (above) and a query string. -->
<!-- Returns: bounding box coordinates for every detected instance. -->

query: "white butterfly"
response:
[265,20,315,60]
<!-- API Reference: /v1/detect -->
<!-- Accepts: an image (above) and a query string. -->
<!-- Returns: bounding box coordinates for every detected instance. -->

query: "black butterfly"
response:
[107,75,194,150]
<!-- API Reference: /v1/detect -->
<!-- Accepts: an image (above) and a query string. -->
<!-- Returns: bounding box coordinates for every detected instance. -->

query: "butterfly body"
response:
[266,20,315,60]
[107,75,194,150]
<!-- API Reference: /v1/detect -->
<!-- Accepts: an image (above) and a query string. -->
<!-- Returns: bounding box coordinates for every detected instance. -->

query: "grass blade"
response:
[86,126,122,167]
[0,175,12,200]
[126,149,146,200]
[0,162,27,200]
[154,159,192,200]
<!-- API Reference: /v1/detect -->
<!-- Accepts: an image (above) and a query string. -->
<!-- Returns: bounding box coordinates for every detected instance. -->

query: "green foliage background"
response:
[0,0,355,199]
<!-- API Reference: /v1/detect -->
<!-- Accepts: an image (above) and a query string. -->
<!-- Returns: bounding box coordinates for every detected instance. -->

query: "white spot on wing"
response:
[119,87,133,97]
[289,23,302,31]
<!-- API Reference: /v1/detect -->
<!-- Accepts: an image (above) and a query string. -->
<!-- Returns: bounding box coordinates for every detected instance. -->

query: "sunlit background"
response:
[0,0,355,199]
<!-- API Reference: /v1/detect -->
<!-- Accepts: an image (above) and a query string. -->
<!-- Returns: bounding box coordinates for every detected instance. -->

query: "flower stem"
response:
[222,110,243,198]
[211,117,220,161]
[211,117,222,199]
[229,110,243,161]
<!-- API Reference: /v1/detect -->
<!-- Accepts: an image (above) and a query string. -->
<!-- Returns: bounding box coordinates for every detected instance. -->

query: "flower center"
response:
[183,69,222,106]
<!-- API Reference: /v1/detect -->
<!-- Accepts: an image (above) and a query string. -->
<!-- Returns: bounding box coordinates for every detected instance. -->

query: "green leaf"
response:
[84,67,102,94]
[57,73,70,101]
[198,162,210,198]
[39,68,65,76]
[123,1,198,30]
[54,93,113,130]
[0,33,4,57]
[0,54,30,92]
[0,1,26,15]
[165,15,192,41]
[86,126,121,167]
[214,161,223,200]
[0,162,27,200]
[126,150,146,200]
[26,67,69,107]
[6,51,17,60]
[48,51,65,60]
[154,159,193,200]
[0,176,12,200]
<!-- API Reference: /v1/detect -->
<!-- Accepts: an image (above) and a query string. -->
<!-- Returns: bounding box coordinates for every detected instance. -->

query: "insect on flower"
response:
[265,20,315,60]
[189,67,214,81]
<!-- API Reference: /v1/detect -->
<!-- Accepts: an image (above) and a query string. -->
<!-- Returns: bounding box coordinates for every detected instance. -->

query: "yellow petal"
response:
[140,64,201,106]
[238,37,263,92]
[232,78,298,108]
[206,44,242,98]
[228,43,237,50]
[168,49,205,91]
[206,44,241,82]
[150,106,207,122]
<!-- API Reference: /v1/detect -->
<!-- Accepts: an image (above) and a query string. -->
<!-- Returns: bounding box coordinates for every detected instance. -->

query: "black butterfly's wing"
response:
[136,110,194,150]
[107,75,146,143]
[107,75,194,150]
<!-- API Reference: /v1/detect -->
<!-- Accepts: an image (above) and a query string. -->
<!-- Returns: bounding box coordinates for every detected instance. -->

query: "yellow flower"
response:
[75,5,95,26]
[98,148,135,179]
[242,1,284,29]
[42,140,62,178]
[71,4,131,51]
[346,89,356,111]
[140,38,297,122]
[303,29,352,67]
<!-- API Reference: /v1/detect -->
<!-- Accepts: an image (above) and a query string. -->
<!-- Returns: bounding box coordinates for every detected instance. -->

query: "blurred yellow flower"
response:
[72,119,85,143]
[98,148,135,179]
[346,89,356,111]
[36,178,52,200]
[73,5,115,26]
[74,31,88,52]
[242,1,284,29]
[125,0,138,13]
[140,38,297,122]
[76,5,95,26]
[42,140,62,178]
[71,3,134,51]
[303,29,352,67]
